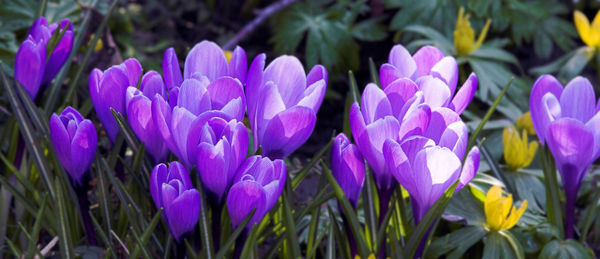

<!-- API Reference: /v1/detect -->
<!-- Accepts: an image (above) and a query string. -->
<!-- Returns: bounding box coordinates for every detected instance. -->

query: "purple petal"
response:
[438,121,468,160]
[163,47,183,90]
[255,81,286,147]
[69,120,97,184]
[168,161,193,190]
[332,133,365,207]
[152,95,179,158]
[43,25,73,85]
[15,39,45,99]
[228,46,247,83]
[177,78,211,116]
[560,76,596,123]
[184,40,228,81]
[141,71,167,98]
[166,189,201,241]
[416,76,451,108]
[29,17,49,41]
[412,46,444,79]
[546,118,594,193]
[297,79,326,113]
[458,147,479,190]
[383,139,417,197]
[227,180,267,228]
[150,163,168,209]
[379,63,404,89]
[530,75,563,144]
[307,65,328,87]
[98,67,130,141]
[450,73,477,114]
[424,107,461,143]
[356,116,400,190]
[384,78,419,118]
[49,113,72,174]
[206,77,245,120]
[197,141,231,201]
[361,83,393,124]
[263,55,306,107]
[399,135,436,164]
[122,58,142,87]
[387,44,416,79]
[261,106,317,159]
[349,103,367,142]
[430,56,458,95]
[585,112,600,160]
[171,107,197,167]
[127,90,168,162]
[398,104,431,140]
[246,54,266,124]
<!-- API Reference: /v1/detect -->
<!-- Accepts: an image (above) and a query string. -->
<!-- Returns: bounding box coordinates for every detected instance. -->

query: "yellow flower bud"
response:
[574,10,600,48]
[516,112,535,136]
[484,186,527,231]
[502,126,538,171]
[224,50,233,63]
[453,7,491,56]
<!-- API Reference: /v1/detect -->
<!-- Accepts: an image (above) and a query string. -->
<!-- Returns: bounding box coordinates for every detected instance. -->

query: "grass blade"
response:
[282,181,301,259]
[55,178,75,258]
[368,57,380,87]
[89,213,118,259]
[215,209,256,259]
[362,167,378,250]
[291,136,334,190]
[130,208,162,259]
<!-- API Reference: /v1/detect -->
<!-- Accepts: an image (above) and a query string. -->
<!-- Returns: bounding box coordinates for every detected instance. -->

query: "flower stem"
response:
[74,175,97,246]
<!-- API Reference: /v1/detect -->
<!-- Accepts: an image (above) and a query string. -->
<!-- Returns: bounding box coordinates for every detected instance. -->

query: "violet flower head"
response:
[226,155,286,228]
[379,44,478,114]
[151,75,245,168]
[150,162,201,241]
[246,55,328,159]
[15,17,73,99]
[163,41,247,89]
[90,58,142,142]
[125,71,169,162]
[331,133,365,207]
[49,106,97,185]
[194,117,248,203]
[383,136,480,222]
[529,75,600,238]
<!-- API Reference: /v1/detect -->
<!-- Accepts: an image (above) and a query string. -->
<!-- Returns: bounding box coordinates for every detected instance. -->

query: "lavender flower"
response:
[331,133,365,207]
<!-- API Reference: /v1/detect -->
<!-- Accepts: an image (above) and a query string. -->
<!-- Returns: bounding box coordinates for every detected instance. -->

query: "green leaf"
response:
[539,146,563,239]
[498,230,525,259]
[557,47,595,80]
[282,181,301,259]
[291,136,334,190]
[326,205,350,259]
[215,209,256,259]
[55,178,75,258]
[351,17,387,42]
[478,141,519,200]
[89,213,118,259]
[425,226,486,258]
[322,161,370,257]
[26,195,47,259]
[362,167,378,250]
[130,208,163,259]
[404,181,459,258]
[482,231,520,259]
[402,24,454,53]
[194,175,214,259]
[539,240,594,259]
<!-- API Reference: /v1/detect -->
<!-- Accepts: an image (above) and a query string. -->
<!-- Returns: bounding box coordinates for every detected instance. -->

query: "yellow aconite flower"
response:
[224,50,233,63]
[453,7,491,56]
[574,10,600,47]
[502,126,538,170]
[516,112,535,136]
[354,254,377,259]
[484,186,528,231]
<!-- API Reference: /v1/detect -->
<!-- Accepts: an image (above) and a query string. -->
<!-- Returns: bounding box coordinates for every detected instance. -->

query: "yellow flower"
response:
[354,254,377,259]
[224,50,233,63]
[516,112,535,136]
[453,7,491,56]
[484,186,528,231]
[574,10,600,48]
[502,126,538,170]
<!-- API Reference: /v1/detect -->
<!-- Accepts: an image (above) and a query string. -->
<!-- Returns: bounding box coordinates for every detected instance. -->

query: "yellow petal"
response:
[454,7,475,56]
[224,50,233,63]
[500,200,528,230]
[516,112,535,135]
[592,10,600,25]
[523,140,539,168]
[470,18,491,53]
[575,10,599,47]
[485,186,506,230]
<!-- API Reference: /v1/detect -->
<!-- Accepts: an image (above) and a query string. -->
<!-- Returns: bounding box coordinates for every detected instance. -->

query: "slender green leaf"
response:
[540,146,563,239]
[89,213,118,259]
[498,230,525,259]
[579,187,600,242]
[130,208,163,258]
[215,209,256,259]
[195,175,214,259]
[25,195,47,259]
[322,161,370,257]
[282,181,301,259]
[362,167,377,250]
[326,205,350,259]
[348,70,360,104]
[478,140,518,200]
[55,178,75,258]
[326,219,335,259]
[368,57,380,87]
[291,136,334,190]
[404,181,459,258]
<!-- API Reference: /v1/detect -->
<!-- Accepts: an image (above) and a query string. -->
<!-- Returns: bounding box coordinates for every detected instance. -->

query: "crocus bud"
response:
[194,117,248,203]
[246,55,328,159]
[125,71,169,162]
[49,106,97,185]
[150,162,201,241]
[227,156,286,228]
[331,133,365,207]
[89,58,142,142]
[183,41,247,84]
[15,17,73,99]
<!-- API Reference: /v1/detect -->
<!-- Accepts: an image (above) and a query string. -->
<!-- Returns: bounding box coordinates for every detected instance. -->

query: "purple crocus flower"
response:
[151,76,245,168]
[194,117,248,202]
[529,75,600,238]
[125,71,169,162]
[246,55,327,159]
[150,162,201,241]
[379,45,478,114]
[15,17,73,99]
[331,133,365,207]
[162,41,247,89]
[226,155,286,228]
[383,135,480,222]
[49,106,97,185]
[90,58,142,142]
